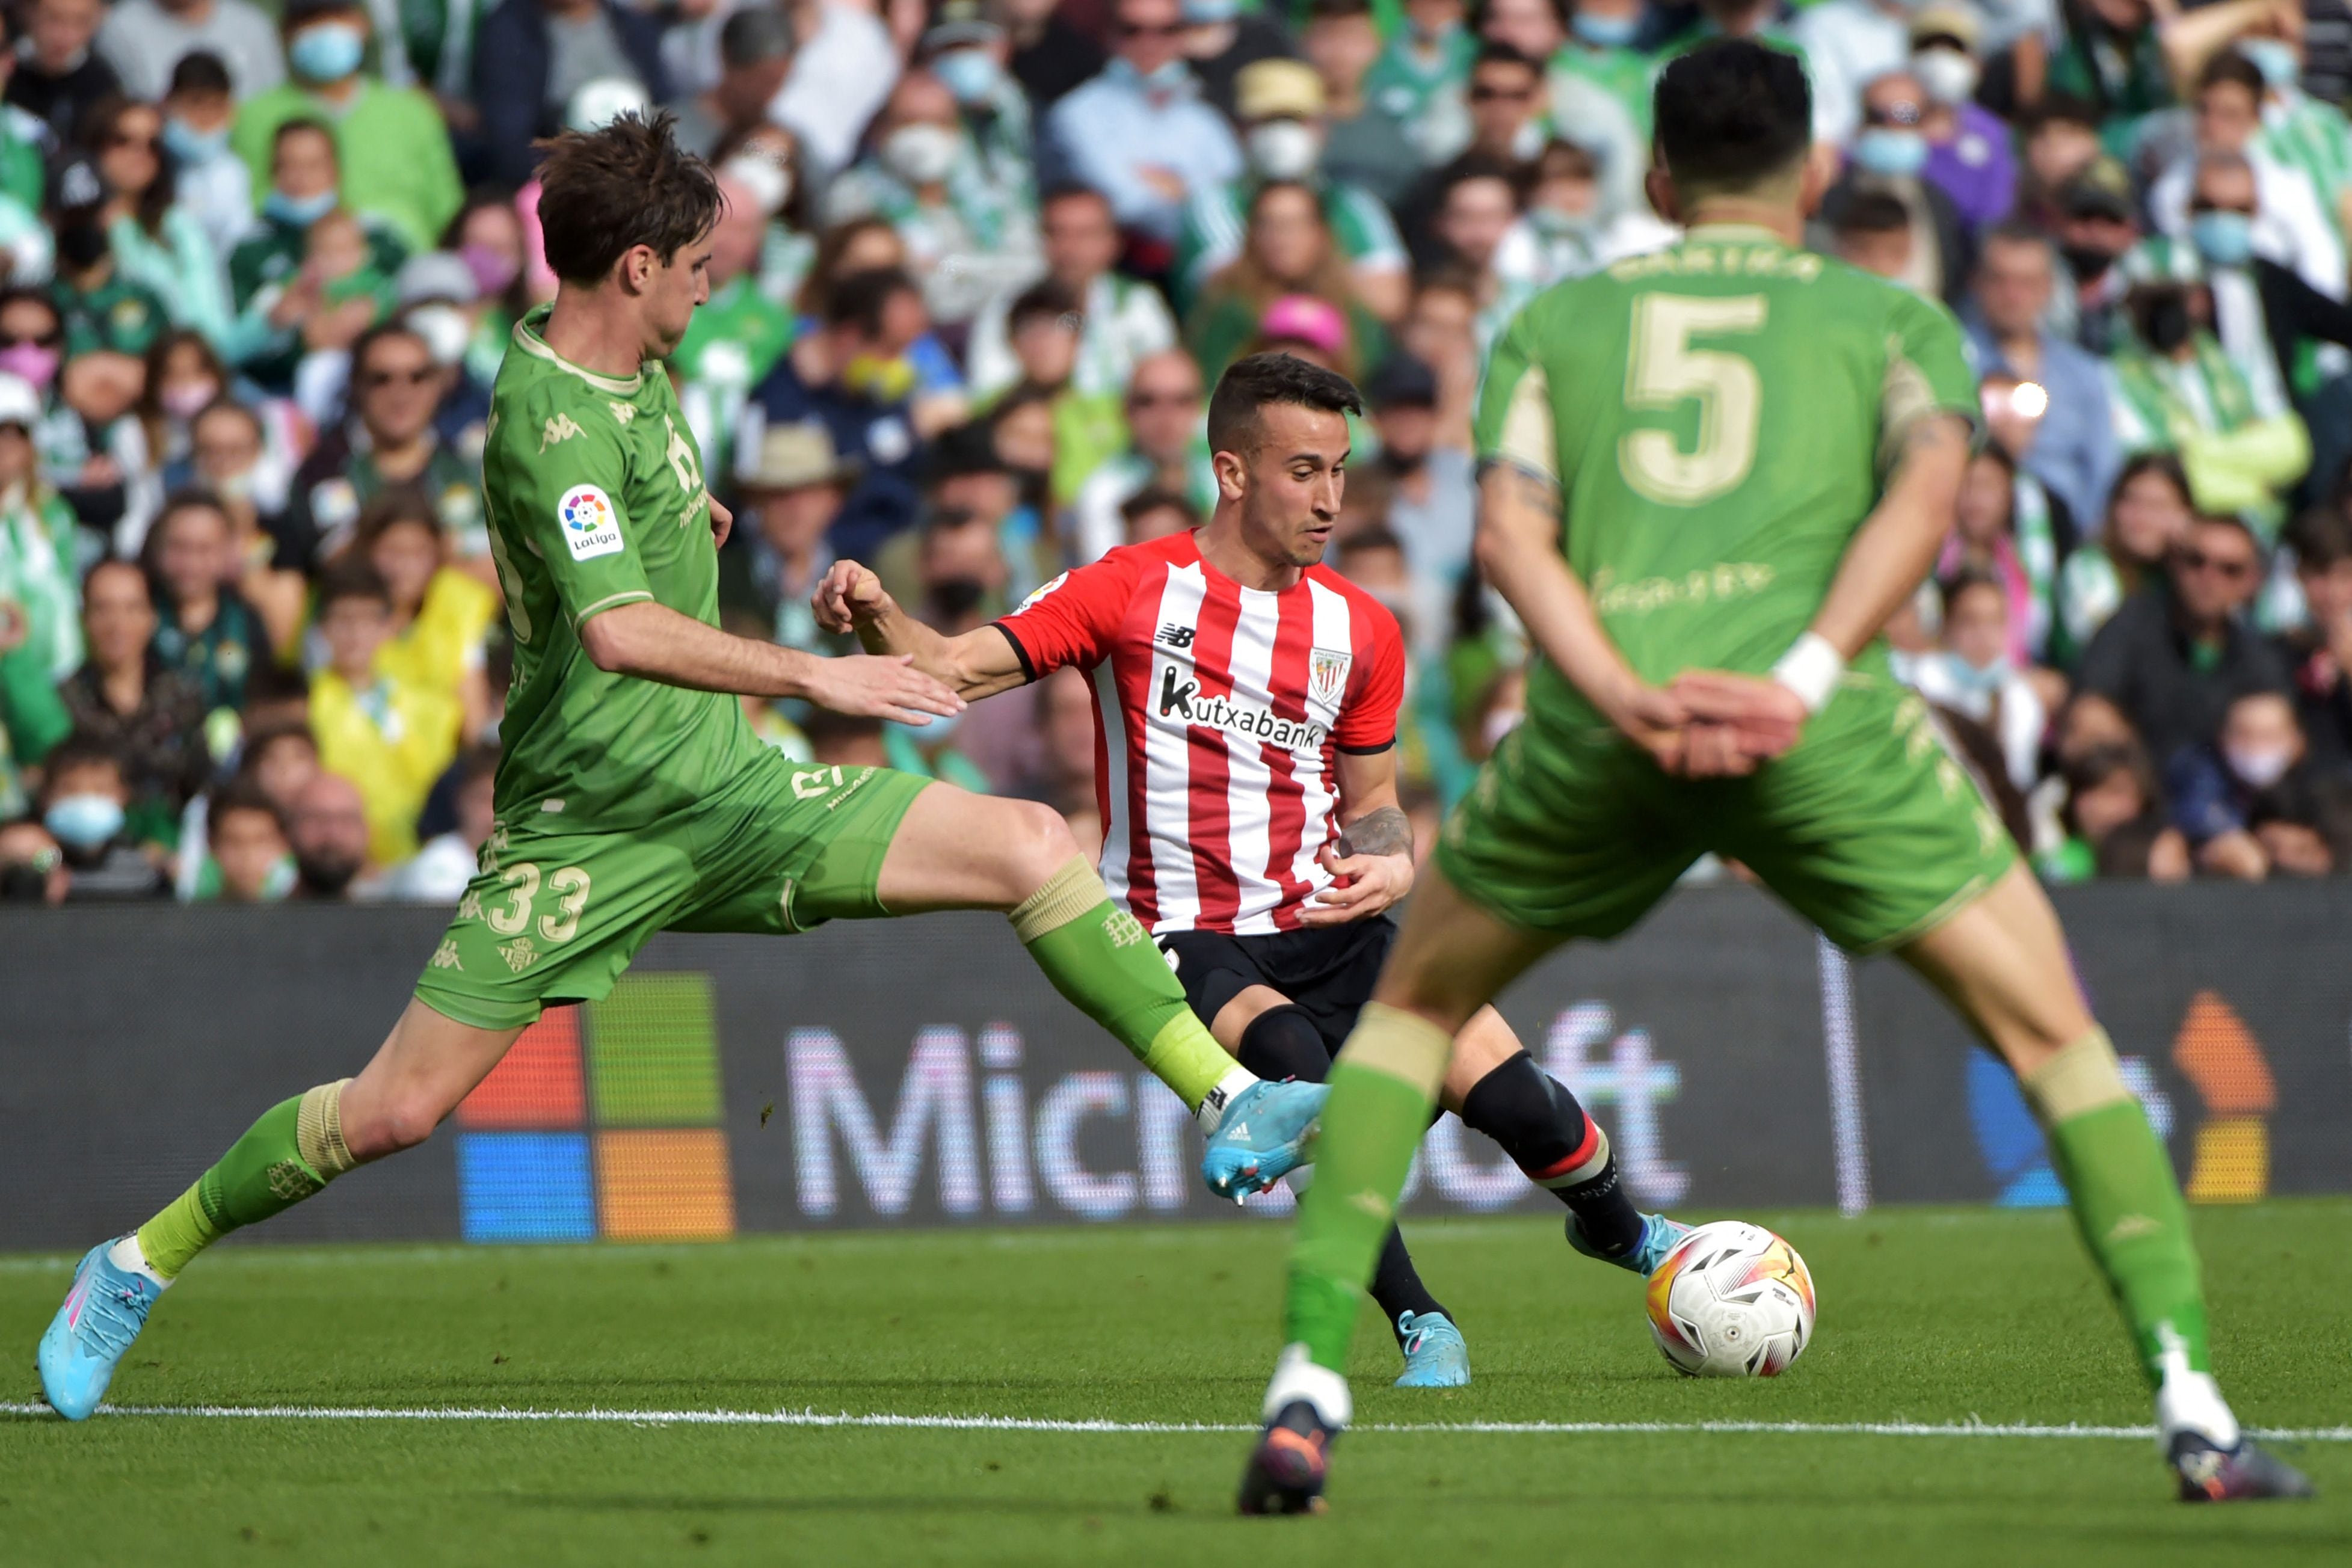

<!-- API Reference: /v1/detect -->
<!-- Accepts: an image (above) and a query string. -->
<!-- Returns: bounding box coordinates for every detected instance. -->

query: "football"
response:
[1645,1221,1816,1378]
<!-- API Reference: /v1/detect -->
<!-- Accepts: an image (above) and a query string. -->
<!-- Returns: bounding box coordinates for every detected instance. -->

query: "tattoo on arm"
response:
[1504,464,1563,521]
[1337,805,1412,859]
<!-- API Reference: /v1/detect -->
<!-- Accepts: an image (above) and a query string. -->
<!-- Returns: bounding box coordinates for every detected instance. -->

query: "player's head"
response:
[535,111,722,358]
[1205,351,1361,569]
[1646,40,1820,225]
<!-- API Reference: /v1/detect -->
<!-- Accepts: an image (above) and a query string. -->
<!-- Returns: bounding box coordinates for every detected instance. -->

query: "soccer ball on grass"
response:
[1644,1220,1815,1377]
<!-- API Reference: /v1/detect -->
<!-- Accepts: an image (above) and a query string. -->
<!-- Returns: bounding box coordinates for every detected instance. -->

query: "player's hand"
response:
[1299,844,1413,925]
[813,559,894,633]
[706,492,733,547]
[1601,682,1690,773]
[803,653,965,726]
[1669,671,1808,773]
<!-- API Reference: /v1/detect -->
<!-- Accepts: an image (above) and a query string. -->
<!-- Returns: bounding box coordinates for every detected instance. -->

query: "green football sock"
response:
[1009,857,1238,1112]
[134,1081,358,1280]
[2026,1031,2209,1384]
[1285,1004,1454,1372]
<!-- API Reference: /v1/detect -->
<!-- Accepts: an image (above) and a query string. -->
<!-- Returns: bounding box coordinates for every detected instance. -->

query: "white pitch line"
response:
[2,1402,2347,1441]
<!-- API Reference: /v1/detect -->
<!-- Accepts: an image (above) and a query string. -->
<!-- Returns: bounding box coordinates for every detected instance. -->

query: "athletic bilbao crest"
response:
[1309,647,1352,705]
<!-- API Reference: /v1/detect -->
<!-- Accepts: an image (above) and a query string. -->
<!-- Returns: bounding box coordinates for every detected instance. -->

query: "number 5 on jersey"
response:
[1619,294,1769,506]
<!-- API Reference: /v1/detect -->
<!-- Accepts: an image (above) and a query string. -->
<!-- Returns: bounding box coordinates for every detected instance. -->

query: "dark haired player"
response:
[37,114,1328,1418]
[1238,42,2313,1511]
[816,351,1685,1389]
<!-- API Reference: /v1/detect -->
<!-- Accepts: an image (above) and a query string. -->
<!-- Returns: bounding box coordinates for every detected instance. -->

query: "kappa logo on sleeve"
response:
[558,484,624,561]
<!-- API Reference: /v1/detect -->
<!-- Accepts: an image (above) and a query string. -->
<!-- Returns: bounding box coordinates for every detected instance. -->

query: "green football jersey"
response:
[1474,224,1977,717]
[481,306,764,829]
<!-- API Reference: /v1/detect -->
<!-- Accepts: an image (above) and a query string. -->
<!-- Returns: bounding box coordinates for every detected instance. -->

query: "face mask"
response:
[2226,743,2294,789]
[161,117,228,164]
[161,379,218,421]
[295,847,362,897]
[881,123,961,186]
[212,466,255,501]
[932,47,1002,105]
[407,303,471,367]
[45,793,125,851]
[2191,209,2254,267]
[459,241,520,298]
[0,341,60,389]
[1246,118,1322,180]
[1509,119,1547,161]
[1852,128,1929,177]
[1571,11,1640,48]
[2060,242,2117,282]
[56,219,110,272]
[2138,291,2193,353]
[928,575,988,621]
[1530,203,1598,239]
[1182,0,1239,20]
[289,22,367,85]
[1912,48,1979,106]
[2239,38,2300,90]
[263,187,340,227]
[1941,649,2007,696]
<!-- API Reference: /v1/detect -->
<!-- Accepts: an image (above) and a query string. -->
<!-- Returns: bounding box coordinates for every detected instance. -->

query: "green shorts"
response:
[414,755,930,1029]
[1436,669,2016,955]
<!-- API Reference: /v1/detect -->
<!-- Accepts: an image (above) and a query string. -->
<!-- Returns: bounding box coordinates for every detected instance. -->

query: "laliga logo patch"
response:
[558,484,624,561]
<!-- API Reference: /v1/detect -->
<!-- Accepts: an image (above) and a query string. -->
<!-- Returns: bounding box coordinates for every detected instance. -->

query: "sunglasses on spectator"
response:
[1119,20,1185,36]
[1128,389,1196,408]
[1864,102,1924,127]
[2188,200,2256,216]
[1469,81,1535,102]
[363,366,437,389]
[105,131,159,151]
[2179,548,2253,579]
[1,331,61,348]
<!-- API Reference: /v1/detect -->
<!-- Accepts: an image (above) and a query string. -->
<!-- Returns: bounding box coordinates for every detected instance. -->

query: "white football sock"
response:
[1195,1066,1259,1136]
[2152,1325,2239,1450]
[1262,1342,1352,1429]
[108,1234,171,1290]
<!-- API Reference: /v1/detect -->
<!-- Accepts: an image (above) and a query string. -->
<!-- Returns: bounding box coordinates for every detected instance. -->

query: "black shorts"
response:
[1154,915,1398,1059]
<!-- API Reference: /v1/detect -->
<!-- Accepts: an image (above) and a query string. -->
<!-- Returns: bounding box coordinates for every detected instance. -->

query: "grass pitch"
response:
[4,1203,2349,1566]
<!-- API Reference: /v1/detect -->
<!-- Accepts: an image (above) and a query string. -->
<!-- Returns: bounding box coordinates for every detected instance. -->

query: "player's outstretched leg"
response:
[37,1003,521,1418]
[874,788,1325,1196]
[1444,1010,1687,1276]
[1901,867,2312,1502]
[1240,865,1559,1514]
[1230,998,1467,1387]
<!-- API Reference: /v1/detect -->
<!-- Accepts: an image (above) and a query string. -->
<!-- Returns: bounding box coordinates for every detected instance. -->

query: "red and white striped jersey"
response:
[994,530,1405,935]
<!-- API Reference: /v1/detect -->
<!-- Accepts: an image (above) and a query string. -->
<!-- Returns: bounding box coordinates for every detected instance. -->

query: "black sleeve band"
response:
[1335,737,1397,756]
[990,621,1037,683]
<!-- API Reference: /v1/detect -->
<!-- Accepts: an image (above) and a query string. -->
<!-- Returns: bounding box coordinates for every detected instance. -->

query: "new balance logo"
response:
[1155,623,1196,649]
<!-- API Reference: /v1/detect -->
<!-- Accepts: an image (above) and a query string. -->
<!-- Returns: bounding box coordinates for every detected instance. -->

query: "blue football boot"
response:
[38,1240,164,1420]
[1567,1211,1690,1277]
[1201,1078,1329,1199]
[1393,1311,1471,1388]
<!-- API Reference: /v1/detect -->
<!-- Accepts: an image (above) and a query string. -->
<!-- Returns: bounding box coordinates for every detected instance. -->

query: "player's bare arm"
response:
[1474,461,1693,772]
[811,558,1031,700]
[577,597,964,725]
[1670,411,1973,764]
[1301,747,1415,926]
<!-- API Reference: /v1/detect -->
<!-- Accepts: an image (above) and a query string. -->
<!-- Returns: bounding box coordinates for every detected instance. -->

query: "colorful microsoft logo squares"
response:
[453,973,736,1242]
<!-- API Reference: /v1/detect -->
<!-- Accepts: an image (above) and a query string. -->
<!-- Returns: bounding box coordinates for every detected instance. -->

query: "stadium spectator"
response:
[1791,0,1918,150]
[38,732,167,896]
[1299,0,1421,211]
[280,322,484,570]
[1046,0,1245,249]
[82,96,234,351]
[1362,352,1472,640]
[2148,49,2345,306]
[233,0,464,254]
[0,372,82,683]
[1965,224,2120,531]
[1910,7,2013,235]
[2167,688,2352,878]
[162,53,256,262]
[97,0,286,103]
[2055,454,2196,666]
[306,560,460,867]
[2039,740,2192,883]
[147,490,266,718]
[666,167,791,481]
[968,183,1177,401]
[1910,570,2048,792]
[1068,348,1211,563]
[671,4,796,159]
[1394,46,1542,268]
[2078,511,2292,769]
[195,776,291,900]
[731,420,857,655]
[769,0,902,187]
[229,119,412,392]
[2276,505,2352,776]
[238,716,320,815]
[283,766,368,898]
[386,740,495,901]
[1939,431,2058,665]
[749,264,934,562]
[1177,58,1410,321]
[1425,158,1530,352]
[469,0,668,190]
[0,815,68,902]
[358,491,497,740]
[58,558,209,841]
[7,0,120,147]
[1119,484,1198,547]
[1820,70,1971,304]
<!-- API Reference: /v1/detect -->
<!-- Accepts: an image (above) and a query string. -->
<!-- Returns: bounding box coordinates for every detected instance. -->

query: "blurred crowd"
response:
[1,0,2350,906]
